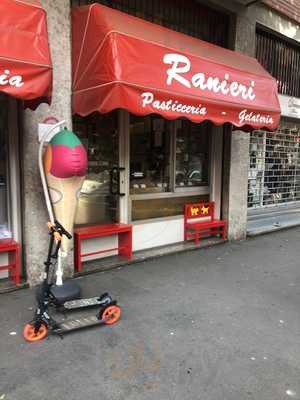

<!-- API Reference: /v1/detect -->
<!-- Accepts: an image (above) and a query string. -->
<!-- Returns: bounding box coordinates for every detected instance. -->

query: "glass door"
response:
[74,111,120,225]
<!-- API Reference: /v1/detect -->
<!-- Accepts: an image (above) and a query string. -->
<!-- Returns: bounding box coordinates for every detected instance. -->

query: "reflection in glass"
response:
[175,120,210,187]
[130,115,171,194]
[73,112,118,225]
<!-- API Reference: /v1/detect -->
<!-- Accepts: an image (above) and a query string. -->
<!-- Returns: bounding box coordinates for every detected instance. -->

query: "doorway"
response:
[0,94,22,279]
[74,111,123,226]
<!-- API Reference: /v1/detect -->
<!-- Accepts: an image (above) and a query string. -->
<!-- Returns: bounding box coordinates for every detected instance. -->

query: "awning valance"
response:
[0,0,52,107]
[72,4,281,130]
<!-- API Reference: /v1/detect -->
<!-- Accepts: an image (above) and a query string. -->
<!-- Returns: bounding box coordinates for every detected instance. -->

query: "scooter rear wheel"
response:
[100,305,121,325]
[23,322,48,342]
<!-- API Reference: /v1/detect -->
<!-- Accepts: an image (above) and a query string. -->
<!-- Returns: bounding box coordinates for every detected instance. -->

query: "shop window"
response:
[175,120,209,188]
[74,111,212,224]
[130,114,211,221]
[0,95,10,238]
[130,115,171,194]
[74,112,119,225]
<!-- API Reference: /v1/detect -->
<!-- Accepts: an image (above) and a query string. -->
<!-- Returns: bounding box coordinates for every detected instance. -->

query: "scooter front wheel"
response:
[100,305,121,325]
[23,322,48,342]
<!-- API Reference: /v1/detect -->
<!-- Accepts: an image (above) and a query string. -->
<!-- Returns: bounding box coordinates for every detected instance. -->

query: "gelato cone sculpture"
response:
[43,128,87,254]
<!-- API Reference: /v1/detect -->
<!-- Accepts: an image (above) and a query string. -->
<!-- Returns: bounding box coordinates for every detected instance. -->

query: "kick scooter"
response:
[23,220,121,342]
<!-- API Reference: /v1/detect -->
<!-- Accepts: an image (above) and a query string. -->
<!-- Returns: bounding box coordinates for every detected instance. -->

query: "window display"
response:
[73,111,212,224]
[176,120,209,187]
[73,112,119,225]
[130,115,171,194]
[0,95,10,238]
[130,115,211,220]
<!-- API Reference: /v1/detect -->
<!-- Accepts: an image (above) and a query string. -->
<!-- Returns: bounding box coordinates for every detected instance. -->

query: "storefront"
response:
[71,4,280,258]
[248,98,300,209]
[248,27,300,212]
[0,0,52,282]
[73,111,217,251]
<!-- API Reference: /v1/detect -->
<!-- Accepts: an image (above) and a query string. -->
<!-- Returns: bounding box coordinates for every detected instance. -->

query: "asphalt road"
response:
[1,227,300,400]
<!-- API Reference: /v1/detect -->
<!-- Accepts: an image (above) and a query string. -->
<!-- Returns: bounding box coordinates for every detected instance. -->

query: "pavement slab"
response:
[1,228,300,400]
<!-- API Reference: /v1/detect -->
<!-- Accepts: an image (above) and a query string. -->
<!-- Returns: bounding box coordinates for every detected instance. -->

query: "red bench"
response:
[0,239,20,285]
[74,224,132,272]
[184,202,227,244]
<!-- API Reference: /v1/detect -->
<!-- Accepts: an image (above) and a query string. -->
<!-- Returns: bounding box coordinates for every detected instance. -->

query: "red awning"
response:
[0,0,52,107]
[72,4,281,130]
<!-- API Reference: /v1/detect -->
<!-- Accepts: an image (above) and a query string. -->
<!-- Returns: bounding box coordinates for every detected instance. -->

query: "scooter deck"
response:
[63,296,111,310]
[54,315,102,335]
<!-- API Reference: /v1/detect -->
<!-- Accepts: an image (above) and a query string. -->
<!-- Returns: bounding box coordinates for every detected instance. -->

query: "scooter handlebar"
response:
[54,220,72,240]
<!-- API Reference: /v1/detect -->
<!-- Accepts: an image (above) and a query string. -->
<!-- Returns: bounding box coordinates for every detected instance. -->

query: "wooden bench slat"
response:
[0,239,19,251]
[187,220,226,228]
[74,223,131,236]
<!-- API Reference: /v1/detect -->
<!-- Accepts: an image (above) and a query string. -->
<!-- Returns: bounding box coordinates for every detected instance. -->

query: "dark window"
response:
[256,28,300,97]
[71,0,229,48]
[0,94,10,238]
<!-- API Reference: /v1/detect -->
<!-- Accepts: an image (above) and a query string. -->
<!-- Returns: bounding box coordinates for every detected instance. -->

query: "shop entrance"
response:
[74,111,123,225]
[73,109,224,254]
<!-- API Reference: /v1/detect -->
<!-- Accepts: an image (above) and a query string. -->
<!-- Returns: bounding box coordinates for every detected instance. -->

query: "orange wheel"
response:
[23,323,48,342]
[100,305,121,325]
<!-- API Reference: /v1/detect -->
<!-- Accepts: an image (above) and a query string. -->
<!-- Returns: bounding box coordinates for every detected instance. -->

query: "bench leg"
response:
[15,246,20,285]
[119,230,132,260]
[74,234,82,272]
[8,247,20,285]
[194,230,200,245]
[222,224,228,240]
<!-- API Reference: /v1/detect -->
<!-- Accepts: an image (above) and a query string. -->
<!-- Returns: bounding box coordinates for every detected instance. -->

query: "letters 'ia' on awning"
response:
[72,4,281,130]
[0,0,52,107]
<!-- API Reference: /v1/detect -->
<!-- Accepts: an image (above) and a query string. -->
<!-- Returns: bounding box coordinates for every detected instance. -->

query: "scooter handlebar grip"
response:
[54,219,72,240]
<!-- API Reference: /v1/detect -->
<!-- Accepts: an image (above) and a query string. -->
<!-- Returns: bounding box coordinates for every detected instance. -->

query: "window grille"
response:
[248,126,300,209]
[256,29,300,98]
[71,0,229,48]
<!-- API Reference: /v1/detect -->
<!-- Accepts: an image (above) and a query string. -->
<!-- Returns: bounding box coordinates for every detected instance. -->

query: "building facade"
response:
[246,0,300,232]
[1,0,295,286]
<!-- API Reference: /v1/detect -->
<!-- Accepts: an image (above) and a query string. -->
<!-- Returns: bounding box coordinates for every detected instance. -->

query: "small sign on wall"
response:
[279,94,300,120]
[38,117,64,142]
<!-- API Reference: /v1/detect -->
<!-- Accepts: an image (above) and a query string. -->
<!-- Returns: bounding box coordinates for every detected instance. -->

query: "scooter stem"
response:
[39,120,66,285]
[38,120,66,224]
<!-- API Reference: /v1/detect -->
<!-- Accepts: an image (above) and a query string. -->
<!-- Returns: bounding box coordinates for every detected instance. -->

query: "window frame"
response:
[129,117,211,201]
[129,115,211,221]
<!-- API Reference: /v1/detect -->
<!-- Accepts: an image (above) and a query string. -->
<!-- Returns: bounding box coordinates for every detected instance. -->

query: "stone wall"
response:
[220,5,255,240]
[22,0,72,285]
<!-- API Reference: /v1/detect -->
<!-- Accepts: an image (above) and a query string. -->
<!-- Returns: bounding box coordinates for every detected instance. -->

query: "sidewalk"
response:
[1,228,300,400]
[247,203,300,236]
